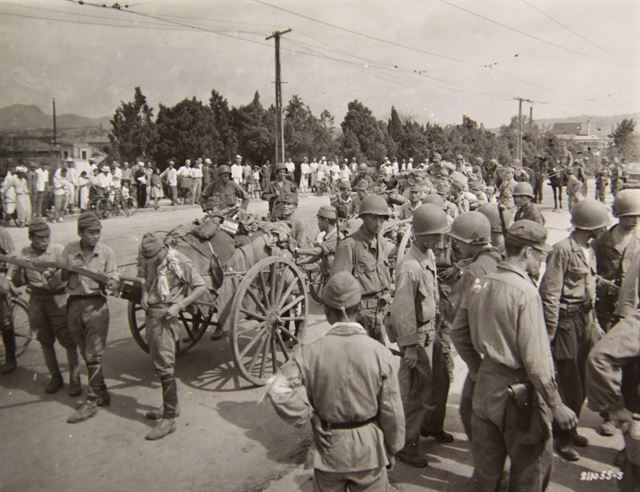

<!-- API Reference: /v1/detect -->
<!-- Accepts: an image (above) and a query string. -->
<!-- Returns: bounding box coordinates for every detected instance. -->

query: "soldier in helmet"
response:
[261,162,298,216]
[452,220,577,490]
[591,189,640,436]
[351,163,374,190]
[200,165,249,212]
[332,195,392,343]
[477,203,512,255]
[295,206,339,275]
[352,180,370,216]
[513,182,545,225]
[540,199,611,461]
[389,204,450,467]
[565,167,584,213]
[271,191,308,247]
[446,212,502,441]
[397,179,424,220]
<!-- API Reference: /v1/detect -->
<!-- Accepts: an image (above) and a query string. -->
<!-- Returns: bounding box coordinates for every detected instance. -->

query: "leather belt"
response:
[321,416,377,430]
[559,299,592,314]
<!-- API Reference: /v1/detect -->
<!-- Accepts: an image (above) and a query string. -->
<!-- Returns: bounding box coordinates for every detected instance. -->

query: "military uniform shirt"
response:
[514,202,545,226]
[61,242,119,297]
[202,180,248,208]
[11,243,65,292]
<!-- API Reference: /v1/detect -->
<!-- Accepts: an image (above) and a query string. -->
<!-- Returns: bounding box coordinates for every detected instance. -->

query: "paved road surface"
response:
[0,183,624,491]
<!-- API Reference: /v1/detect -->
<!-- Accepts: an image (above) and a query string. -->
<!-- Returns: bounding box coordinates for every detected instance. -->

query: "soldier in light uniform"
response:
[513,182,545,226]
[397,179,424,220]
[63,212,119,424]
[295,205,338,276]
[539,199,611,461]
[330,180,356,219]
[138,233,207,440]
[389,204,450,467]
[332,195,392,344]
[452,220,578,490]
[271,191,308,247]
[586,251,640,492]
[261,162,298,217]
[591,189,640,437]
[266,272,405,491]
[10,219,81,395]
[200,165,249,212]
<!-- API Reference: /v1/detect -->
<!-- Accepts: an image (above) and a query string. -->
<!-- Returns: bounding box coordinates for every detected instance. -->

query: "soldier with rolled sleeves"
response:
[10,219,81,395]
[266,272,405,491]
[586,251,640,492]
[332,195,392,344]
[513,182,545,226]
[200,165,249,212]
[389,204,449,467]
[539,199,611,461]
[445,211,501,441]
[330,180,356,219]
[63,212,120,424]
[138,233,207,440]
[452,220,578,491]
[0,226,16,374]
[295,205,338,276]
[261,162,298,217]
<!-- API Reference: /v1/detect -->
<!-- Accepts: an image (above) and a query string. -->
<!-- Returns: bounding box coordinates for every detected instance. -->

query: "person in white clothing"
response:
[309,159,318,192]
[34,163,50,217]
[190,161,203,205]
[285,158,295,176]
[231,155,244,186]
[299,158,310,193]
[160,161,178,205]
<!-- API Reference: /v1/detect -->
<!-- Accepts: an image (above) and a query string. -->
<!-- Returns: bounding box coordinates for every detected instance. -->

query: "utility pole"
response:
[514,97,533,166]
[266,28,291,165]
[52,98,57,146]
[529,106,533,133]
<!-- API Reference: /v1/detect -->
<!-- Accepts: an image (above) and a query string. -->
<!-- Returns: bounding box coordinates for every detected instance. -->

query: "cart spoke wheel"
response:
[230,257,309,386]
[306,266,327,304]
[4,296,34,357]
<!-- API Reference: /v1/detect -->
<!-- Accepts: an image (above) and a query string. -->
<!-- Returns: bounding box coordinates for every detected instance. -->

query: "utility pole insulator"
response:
[266,28,291,165]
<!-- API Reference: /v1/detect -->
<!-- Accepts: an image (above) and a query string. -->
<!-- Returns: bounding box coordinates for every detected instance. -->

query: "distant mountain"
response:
[533,113,639,137]
[0,104,110,131]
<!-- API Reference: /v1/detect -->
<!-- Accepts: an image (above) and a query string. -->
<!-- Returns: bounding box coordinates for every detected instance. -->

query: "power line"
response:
[0,11,189,30]
[521,0,619,60]
[439,0,632,68]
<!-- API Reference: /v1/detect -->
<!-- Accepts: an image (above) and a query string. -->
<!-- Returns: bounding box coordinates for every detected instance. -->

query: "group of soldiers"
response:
[266,160,640,492]
[0,210,208,441]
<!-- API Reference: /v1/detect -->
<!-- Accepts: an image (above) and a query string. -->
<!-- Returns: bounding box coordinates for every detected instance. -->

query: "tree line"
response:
[109,87,637,171]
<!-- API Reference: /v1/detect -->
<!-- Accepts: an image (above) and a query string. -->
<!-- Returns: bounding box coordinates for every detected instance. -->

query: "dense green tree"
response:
[209,89,238,163]
[232,91,274,165]
[340,100,388,161]
[610,118,639,160]
[109,87,156,163]
[152,97,220,167]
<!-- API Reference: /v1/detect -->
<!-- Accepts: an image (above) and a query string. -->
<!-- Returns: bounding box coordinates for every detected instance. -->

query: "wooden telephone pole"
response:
[266,28,291,165]
[514,97,533,166]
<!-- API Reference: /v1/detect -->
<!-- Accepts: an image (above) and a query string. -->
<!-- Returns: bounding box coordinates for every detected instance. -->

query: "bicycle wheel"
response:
[126,197,138,216]
[95,198,110,219]
[0,296,34,357]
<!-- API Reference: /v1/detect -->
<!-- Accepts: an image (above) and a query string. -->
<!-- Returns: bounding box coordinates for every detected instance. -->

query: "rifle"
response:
[497,203,509,238]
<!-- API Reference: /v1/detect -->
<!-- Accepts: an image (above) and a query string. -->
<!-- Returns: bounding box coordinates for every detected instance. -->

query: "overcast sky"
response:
[0,0,638,128]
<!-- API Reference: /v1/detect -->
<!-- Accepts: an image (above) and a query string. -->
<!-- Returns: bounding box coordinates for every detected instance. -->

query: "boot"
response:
[42,345,63,393]
[599,419,616,437]
[87,361,109,405]
[67,399,98,424]
[1,329,17,375]
[397,442,429,468]
[571,429,589,447]
[554,432,580,461]
[421,430,455,444]
[67,348,82,397]
[145,418,177,440]
[145,406,181,421]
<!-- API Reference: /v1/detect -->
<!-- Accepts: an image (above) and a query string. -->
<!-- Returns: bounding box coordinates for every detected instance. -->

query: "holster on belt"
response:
[507,382,550,445]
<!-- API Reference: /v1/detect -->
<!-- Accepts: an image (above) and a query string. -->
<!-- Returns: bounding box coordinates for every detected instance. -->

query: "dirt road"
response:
[0,185,623,491]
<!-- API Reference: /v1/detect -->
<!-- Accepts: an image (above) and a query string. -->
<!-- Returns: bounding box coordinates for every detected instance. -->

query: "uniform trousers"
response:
[145,308,179,419]
[313,467,388,492]
[30,294,75,349]
[398,345,432,448]
[67,296,109,400]
[422,332,454,435]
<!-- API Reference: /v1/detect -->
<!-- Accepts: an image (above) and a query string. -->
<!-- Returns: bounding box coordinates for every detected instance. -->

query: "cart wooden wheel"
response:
[230,256,309,386]
[396,225,413,266]
[1,295,34,357]
[127,301,214,356]
[306,264,327,304]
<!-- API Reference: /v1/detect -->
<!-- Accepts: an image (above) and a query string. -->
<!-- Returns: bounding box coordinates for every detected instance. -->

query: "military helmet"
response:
[422,194,446,209]
[448,212,491,245]
[571,199,611,230]
[358,195,390,217]
[274,162,288,173]
[412,204,450,236]
[512,182,534,198]
[613,189,640,217]
[217,164,231,175]
[358,163,369,172]
[477,203,507,234]
[339,180,351,190]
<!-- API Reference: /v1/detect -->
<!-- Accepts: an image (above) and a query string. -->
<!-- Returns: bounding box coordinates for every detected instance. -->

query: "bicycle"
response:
[94,187,138,219]
[0,291,33,358]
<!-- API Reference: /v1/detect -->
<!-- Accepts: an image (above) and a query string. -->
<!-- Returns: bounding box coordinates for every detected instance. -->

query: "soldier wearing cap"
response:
[61,212,120,424]
[352,180,370,216]
[271,191,308,246]
[9,219,81,394]
[261,162,298,216]
[452,220,577,490]
[0,226,16,374]
[590,190,640,436]
[266,271,404,491]
[565,167,584,213]
[295,206,338,276]
[513,182,545,225]
[397,179,424,220]
[138,233,207,440]
[388,204,449,467]
[200,164,249,212]
[332,195,392,343]
[594,158,610,203]
[539,199,611,460]
[330,180,356,219]
[351,163,374,190]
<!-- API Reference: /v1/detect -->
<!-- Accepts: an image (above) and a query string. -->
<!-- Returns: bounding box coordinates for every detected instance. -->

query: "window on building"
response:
[63,151,69,159]
[82,151,87,160]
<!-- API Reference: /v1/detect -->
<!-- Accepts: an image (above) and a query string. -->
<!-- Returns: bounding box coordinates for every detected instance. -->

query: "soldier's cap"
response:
[204,158,212,164]
[28,218,50,236]
[322,272,362,310]
[140,233,165,259]
[317,205,337,220]
[358,163,369,172]
[339,180,351,190]
[408,178,424,191]
[506,220,551,253]
[278,191,298,205]
[77,212,101,231]
[456,154,464,160]
[356,181,370,191]
[15,165,28,173]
